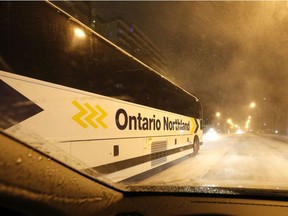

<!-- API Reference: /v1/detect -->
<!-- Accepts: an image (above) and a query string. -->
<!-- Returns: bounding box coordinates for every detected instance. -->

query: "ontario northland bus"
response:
[0,2,203,182]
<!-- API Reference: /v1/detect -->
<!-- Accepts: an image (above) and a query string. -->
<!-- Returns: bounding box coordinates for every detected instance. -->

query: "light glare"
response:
[236,129,244,134]
[74,28,86,38]
[203,128,219,141]
[250,102,256,108]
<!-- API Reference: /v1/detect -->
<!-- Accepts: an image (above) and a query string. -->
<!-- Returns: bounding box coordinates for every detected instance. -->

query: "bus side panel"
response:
[1,71,200,182]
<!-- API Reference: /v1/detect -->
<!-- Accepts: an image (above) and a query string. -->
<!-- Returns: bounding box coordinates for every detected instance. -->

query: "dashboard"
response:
[1,132,288,216]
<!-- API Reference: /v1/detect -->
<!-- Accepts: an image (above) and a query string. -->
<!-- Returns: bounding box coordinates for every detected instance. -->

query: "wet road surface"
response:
[141,134,288,189]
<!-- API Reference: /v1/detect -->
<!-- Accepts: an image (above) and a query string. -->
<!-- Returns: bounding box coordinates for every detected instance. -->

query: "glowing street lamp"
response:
[227,118,233,125]
[74,28,86,39]
[245,117,251,130]
[214,112,221,133]
[249,102,260,132]
[250,102,256,108]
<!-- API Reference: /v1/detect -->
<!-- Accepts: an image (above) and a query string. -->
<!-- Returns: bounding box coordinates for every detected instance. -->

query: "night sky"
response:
[93,1,288,133]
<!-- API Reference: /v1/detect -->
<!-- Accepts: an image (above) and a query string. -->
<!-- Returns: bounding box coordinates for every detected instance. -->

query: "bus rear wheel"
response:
[192,138,199,156]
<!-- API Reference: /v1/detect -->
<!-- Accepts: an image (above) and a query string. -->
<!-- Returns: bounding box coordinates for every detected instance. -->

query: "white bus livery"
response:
[0,2,203,182]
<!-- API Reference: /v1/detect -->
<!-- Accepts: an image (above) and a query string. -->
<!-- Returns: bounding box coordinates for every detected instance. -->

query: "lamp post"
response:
[227,118,233,134]
[250,102,260,132]
[215,112,221,133]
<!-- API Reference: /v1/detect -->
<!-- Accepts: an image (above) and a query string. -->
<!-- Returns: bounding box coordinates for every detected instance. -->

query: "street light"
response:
[250,102,256,108]
[227,118,232,125]
[245,119,251,130]
[215,112,221,133]
[249,102,260,132]
[74,28,86,39]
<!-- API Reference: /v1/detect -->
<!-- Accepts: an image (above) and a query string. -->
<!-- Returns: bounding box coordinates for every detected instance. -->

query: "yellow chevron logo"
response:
[190,118,196,134]
[190,118,199,134]
[72,101,108,129]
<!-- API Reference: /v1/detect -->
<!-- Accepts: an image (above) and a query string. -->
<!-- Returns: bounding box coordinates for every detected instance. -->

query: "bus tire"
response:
[192,137,199,156]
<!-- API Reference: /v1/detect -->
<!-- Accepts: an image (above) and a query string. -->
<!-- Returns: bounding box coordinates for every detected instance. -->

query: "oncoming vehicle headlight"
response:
[236,129,244,134]
[203,128,219,141]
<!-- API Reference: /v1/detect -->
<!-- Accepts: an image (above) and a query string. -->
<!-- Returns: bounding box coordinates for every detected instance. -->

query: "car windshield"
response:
[0,1,288,194]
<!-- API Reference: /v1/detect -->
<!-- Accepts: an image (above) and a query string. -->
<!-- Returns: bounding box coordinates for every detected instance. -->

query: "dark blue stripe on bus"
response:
[0,79,43,130]
[90,144,193,174]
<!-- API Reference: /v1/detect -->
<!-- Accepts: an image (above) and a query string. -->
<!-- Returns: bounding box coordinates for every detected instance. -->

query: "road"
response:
[141,133,288,190]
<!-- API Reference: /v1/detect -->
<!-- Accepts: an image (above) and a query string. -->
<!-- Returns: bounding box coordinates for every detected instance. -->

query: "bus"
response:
[0,1,203,182]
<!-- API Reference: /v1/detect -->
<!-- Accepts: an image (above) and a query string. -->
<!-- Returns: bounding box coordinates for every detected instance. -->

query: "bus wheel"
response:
[192,138,199,156]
